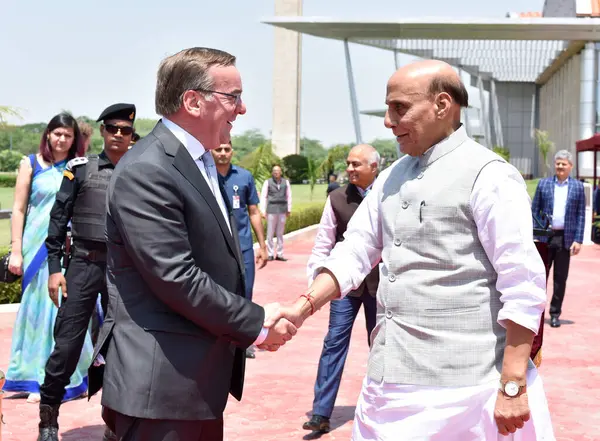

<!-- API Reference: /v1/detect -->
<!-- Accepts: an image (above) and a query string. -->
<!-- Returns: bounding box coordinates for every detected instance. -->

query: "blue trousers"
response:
[312,290,377,418]
[242,248,255,301]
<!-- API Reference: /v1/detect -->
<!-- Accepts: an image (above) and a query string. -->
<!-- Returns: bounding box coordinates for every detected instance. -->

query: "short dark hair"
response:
[155,47,236,115]
[428,76,469,108]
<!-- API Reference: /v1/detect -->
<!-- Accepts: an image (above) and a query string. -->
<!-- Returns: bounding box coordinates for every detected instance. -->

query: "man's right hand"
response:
[257,318,297,351]
[48,273,67,307]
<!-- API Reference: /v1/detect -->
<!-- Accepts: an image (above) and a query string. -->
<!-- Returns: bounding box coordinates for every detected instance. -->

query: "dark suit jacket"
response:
[531,176,585,248]
[89,121,265,421]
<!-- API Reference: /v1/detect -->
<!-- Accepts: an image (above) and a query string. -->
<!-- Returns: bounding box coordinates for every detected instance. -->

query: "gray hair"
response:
[155,47,236,116]
[554,149,573,164]
[369,150,381,167]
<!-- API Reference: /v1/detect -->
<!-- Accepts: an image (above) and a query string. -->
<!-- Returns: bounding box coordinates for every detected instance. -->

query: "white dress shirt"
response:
[162,118,268,346]
[162,118,231,233]
[551,177,569,230]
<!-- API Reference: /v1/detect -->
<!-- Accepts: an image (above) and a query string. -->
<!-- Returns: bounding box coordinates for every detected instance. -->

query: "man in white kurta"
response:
[281,60,555,440]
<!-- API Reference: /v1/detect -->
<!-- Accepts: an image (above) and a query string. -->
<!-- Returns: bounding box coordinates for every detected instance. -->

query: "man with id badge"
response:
[213,140,269,358]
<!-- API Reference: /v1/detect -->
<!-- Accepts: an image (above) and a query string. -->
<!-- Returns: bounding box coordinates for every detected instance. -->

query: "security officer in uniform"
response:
[37,103,135,441]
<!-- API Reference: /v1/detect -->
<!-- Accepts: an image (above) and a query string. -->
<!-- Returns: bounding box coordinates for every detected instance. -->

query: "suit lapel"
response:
[548,178,555,214]
[153,122,240,267]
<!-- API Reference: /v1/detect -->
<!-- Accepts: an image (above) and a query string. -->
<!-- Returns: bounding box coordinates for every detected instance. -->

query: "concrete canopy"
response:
[262,17,600,41]
[262,17,600,82]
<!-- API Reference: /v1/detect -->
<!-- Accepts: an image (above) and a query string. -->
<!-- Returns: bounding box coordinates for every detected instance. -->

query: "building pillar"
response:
[490,80,504,148]
[477,76,491,148]
[344,39,363,145]
[579,42,596,244]
[579,42,595,141]
[271,0,302,158]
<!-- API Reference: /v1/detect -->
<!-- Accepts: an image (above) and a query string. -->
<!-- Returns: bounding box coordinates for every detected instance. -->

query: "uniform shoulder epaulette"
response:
[66,157,89,171]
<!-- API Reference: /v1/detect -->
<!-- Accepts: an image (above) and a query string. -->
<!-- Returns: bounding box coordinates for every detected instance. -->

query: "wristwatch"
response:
[500,380,524,397]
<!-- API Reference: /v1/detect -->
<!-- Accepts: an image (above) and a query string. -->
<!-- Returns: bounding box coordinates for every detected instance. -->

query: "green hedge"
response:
[252,203,324,244]
[0,173,17,188]
[0,245,21,304]
[0,205,326,304]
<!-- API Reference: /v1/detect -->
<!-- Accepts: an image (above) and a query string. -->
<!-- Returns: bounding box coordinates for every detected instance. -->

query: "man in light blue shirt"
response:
[213,140,268,357]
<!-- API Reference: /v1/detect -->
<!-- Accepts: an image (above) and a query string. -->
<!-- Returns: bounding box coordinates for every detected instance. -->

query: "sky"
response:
[1,0,545,147]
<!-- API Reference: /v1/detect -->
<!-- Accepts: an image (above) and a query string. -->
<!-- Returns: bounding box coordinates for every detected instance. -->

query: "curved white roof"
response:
[263,17,600,82]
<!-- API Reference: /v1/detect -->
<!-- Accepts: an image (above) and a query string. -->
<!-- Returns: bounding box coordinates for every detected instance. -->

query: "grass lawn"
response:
[0,181,540,247]
[291,183,327,211]
[0,188,14,246]
[0,187,14,211]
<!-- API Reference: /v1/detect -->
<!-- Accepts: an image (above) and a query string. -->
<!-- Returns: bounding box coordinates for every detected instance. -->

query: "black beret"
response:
[97,103,136,123]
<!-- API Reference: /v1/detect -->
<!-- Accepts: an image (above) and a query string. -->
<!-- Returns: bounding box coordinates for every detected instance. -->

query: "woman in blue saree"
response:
[4,113,94,403]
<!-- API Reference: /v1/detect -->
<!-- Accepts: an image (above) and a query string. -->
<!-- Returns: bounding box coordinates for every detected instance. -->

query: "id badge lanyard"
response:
[232,185,240,209]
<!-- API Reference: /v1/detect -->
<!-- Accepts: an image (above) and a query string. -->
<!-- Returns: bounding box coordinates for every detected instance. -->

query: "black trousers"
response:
[40,256,107,405]
[548,231,571,318]
[103,407,224,441]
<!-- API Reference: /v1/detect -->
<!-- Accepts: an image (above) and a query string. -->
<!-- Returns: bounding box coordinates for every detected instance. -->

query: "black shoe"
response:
[302,415,330,432]
[267,256,274,261]
[275,256,288,262]
[245,347,256,359]
[37,404,60,441]
[550,316,561,328]
[103,426,117,441]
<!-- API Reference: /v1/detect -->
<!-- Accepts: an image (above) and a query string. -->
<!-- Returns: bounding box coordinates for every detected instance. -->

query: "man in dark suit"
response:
[532,149,586,328]
[89,47,297,441]
[303,144,380,433]
[326,173,340,195]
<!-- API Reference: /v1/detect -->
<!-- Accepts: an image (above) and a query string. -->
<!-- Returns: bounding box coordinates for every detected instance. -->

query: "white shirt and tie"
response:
[162,118,268,345]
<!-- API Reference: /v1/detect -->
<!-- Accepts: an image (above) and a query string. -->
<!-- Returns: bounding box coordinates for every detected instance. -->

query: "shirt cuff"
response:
[252,326,269,346]
[48,259,63,275]
[497,305,544,335]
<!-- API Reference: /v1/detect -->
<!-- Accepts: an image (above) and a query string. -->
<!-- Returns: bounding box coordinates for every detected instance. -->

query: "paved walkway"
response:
[0,231,599,441]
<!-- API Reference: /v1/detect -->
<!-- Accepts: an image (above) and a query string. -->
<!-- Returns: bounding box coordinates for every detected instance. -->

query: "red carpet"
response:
[0,231,598,440]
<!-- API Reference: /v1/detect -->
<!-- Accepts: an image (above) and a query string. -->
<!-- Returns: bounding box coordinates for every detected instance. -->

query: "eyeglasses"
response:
[104,124,134,136]
[196,89,242,106]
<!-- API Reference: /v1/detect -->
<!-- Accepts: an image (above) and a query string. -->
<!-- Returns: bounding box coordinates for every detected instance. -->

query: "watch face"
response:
[504,381,520,397]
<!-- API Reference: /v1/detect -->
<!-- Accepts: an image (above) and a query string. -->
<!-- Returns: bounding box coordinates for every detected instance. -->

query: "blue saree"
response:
[4,154,94,400]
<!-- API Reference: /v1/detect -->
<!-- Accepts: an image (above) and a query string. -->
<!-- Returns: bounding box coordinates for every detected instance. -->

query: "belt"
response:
[73,248,107,262]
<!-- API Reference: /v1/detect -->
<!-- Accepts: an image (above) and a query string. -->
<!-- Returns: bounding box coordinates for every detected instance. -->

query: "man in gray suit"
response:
[279,60,554,440]
[88,47,297,441]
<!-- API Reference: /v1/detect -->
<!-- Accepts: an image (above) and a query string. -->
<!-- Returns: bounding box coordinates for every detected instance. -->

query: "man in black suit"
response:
[89,47,297,441]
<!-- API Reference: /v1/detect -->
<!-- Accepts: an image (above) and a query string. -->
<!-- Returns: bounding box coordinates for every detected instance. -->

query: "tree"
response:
[534,130,555,177]
[319,144,352,178]
[0,150,24,172]
[370,138,398,163]
[282,154,308,183]
[232,129,269,161]
[306,157,319,199]
[492,146,510,162]
[300,137,327,162]
[238,141,281,189]
[0,106,22,126]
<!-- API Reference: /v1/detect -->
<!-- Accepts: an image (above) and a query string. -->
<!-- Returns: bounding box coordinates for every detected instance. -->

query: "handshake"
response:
[256,302,308,352]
